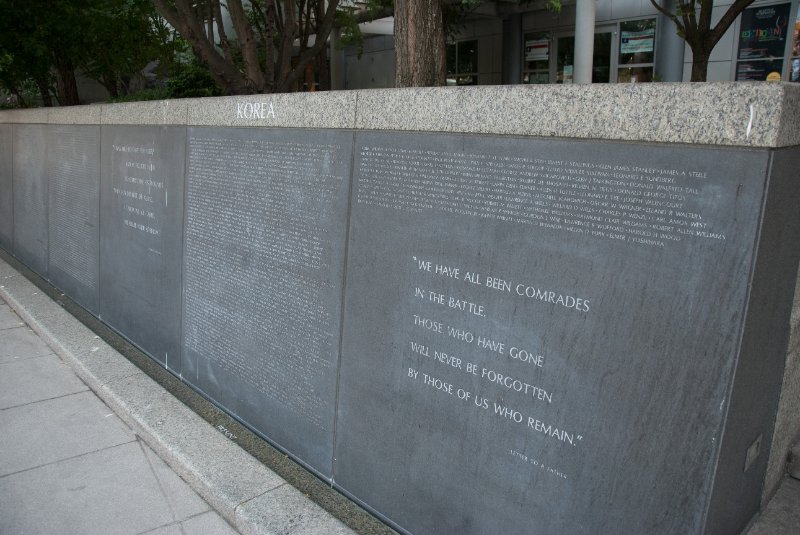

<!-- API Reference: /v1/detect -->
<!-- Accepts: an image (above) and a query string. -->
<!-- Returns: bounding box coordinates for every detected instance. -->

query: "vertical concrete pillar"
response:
[655,0,686,82]
[574,0,596,84]
[330,28,345,90]
[502,13,523,84]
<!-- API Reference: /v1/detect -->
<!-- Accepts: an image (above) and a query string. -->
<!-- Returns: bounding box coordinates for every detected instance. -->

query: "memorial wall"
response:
[1,84,799,535]
[99,124,185,371]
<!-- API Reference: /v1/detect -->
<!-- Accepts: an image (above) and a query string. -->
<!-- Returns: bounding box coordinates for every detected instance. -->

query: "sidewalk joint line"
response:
[0,351,57,364]
[0,388,90,411]
[137,437,181,523]
[0,438,137,480]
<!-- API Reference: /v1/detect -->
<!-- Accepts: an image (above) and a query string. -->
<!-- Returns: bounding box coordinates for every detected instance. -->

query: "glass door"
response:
[555,27,616,83]
[593,32,612,82]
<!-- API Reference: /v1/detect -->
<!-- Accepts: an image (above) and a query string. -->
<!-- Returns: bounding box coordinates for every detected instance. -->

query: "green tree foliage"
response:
[0,1,57,106]
[81,1,183,98]
[108,59,222,102]
[335,0,393,57]
[0,0,178,106]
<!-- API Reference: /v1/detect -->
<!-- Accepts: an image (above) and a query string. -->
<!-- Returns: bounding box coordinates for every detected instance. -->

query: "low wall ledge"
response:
[0,83,796,148]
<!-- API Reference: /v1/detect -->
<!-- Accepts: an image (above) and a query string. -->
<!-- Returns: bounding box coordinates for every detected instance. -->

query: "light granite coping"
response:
[0,107,48,124]
[0,82,797,147]
[185,90,358,129]
[48,103,103,124]
[101,99,188,125]
[0,257,354,535]
[353,82,800,148]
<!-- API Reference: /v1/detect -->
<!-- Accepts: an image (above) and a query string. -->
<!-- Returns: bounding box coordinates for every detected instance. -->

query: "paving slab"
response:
[0,324,53,363]
[141,525,184,535]
[0,256,355,535]
[0,352,87,408]
[142,442,211,522]
[0,390,135,475]
[100,371,287,523]
[0,441,176,535]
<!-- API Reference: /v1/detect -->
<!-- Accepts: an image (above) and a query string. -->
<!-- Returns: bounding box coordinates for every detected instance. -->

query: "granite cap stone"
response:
[101,99,188,125]
[48,104,102,124]
[0,83,798,148]
[353,82,800,148]
[0,107,48,124]
[187,91,357,129]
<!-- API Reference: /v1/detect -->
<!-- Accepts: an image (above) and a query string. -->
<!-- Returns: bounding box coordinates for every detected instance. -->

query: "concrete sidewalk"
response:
[0,253,798,535]
[0,257,358,535]
[0,297,241,535]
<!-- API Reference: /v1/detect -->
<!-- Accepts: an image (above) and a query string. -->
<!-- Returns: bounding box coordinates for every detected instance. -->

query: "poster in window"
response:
[525,38,549,61]
[738,3,791,59]
[736,58,784,80]
[620,28,655,54]
[793,4,800,56]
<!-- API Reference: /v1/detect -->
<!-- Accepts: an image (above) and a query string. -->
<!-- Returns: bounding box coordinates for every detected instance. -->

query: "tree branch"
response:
[275,0,298,88]
[206,0,214,44]
[153,0,248,93]
[709,0,755,46]
[281,0,341,91]
[648,0,685,34]
[228,0,267,91]
[211,0,233,63]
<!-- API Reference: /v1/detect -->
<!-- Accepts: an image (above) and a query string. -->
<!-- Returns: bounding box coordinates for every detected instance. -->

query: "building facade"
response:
[338,0,800,89]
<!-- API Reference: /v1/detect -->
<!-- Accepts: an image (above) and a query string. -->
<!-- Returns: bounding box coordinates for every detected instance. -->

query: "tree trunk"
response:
[316,47,329,91]
[35,78,53,107]
[316,0,330,91]
[395,0,446,87]
[54,55,80,105]
[690,48,710,82]
[101,75,120,99]
[13,90,28,108]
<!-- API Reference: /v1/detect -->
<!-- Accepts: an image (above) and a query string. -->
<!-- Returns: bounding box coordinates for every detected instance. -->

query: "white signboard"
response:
[620,29,655,54]
[525,38,549,61]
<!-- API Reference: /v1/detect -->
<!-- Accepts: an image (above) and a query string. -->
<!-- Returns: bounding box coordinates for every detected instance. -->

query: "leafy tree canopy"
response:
[0,0,179,106]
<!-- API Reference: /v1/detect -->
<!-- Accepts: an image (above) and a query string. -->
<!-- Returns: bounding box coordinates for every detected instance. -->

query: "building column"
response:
[655,0,686,82]
[330,28,345,90]
[502,13,523,84]
[574,0,596,84]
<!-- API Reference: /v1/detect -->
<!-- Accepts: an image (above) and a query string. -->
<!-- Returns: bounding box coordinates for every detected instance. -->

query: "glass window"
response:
[523,32,550,84]
[446,40,478,85]
[791,3,800,81]
[736,3,791,81]
[618,18,656,82]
